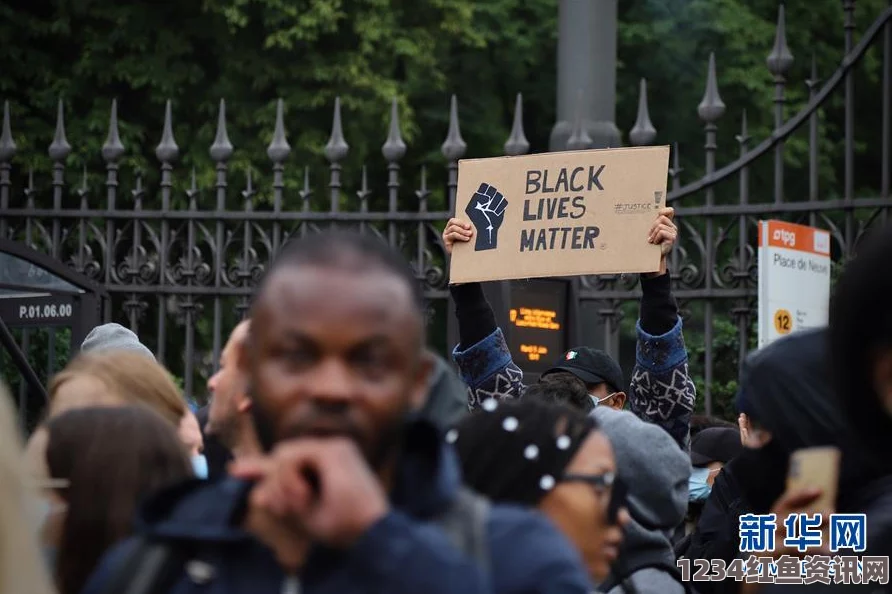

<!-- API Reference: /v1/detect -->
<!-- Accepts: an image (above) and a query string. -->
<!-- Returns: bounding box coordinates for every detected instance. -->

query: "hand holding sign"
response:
[447,209,677,271]
[449,146,670,283]
[443,218,473,256]
[465,183,508,251]
[643,206,677,277]
[647,207,677,256]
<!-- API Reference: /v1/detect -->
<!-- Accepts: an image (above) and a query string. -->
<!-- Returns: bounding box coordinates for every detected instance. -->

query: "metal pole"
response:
[550,0,622,150]
[0,316,48,404]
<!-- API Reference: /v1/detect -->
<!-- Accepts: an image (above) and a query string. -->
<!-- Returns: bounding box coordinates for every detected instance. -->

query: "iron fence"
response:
[1,4,891,416]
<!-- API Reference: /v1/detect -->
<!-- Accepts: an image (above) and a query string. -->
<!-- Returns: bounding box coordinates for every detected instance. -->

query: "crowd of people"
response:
[2,207,892,594]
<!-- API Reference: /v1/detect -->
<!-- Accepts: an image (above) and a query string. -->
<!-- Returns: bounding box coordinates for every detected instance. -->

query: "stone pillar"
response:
[549,0,622,151]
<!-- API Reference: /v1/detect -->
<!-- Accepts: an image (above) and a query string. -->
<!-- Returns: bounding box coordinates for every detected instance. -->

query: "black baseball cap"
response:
[541,347,625,393]
[690,427,744,467]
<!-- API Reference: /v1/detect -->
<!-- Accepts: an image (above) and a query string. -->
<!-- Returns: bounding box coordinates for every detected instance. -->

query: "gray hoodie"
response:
[591,406,690,594]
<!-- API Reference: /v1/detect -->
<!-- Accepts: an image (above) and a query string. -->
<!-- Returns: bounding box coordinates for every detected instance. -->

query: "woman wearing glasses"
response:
[448,398,629,586]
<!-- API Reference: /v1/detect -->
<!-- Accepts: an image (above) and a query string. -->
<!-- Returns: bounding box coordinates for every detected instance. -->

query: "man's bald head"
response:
[252,231,425,331]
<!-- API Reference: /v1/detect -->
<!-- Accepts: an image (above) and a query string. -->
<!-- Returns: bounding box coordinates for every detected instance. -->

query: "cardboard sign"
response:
[757,220,831,348]
[449,146,670,284]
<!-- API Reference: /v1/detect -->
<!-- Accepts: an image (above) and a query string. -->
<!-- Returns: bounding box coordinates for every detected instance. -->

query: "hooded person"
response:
[756,228,892,594]
[593,405,691,594]
[734,328,888,519]
[828,225,892,556]
[520,377,691,594]
[685,328,892,594]
[830,225,892,463]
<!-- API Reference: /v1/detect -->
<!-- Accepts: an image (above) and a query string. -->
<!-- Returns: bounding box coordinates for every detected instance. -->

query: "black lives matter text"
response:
[520,165,605,253]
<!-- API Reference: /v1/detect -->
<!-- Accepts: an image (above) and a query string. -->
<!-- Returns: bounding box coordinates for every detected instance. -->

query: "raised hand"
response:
[643,206,677,278]
[465,183,508,251]
[442,218,473,255]
[647,206,677,256]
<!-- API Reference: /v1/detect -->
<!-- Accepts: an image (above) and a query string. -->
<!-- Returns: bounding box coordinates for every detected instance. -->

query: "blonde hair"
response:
[0,382,57,594]
[48,351,186,427]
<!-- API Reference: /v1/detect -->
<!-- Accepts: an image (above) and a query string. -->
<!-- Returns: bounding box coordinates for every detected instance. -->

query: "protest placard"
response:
[448,146,670,284]
[757,220,832,348]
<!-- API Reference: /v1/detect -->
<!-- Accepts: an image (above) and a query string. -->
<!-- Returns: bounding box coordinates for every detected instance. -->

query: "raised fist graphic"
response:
[465,183,508,251]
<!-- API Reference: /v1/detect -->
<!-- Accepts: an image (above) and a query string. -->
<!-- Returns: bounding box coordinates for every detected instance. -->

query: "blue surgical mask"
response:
[689,466,714,502]
[191,454,209,480]
[32,497,66,535]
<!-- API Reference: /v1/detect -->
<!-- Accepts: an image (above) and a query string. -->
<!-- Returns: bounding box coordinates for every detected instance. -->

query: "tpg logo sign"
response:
[773,228,796,248]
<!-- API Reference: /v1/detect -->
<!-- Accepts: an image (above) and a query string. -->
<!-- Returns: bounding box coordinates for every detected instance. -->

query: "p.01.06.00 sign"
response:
[757,220,831,348]
[0,295,77,327]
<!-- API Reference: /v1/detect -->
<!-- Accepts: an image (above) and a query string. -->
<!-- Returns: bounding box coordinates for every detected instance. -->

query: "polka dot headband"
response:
[447,398,597,506]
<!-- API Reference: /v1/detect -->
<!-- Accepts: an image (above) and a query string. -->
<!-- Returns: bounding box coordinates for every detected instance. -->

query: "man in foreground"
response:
[82,231,593,594]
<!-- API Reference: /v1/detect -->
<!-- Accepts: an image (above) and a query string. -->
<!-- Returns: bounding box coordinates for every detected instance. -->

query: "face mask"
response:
[589,392,616,408]
[32,497,66,535]
[688,467,714,502]
[191,454,209,480]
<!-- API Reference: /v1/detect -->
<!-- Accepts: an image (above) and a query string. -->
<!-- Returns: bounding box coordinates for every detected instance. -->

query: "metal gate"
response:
[0,5,890,417]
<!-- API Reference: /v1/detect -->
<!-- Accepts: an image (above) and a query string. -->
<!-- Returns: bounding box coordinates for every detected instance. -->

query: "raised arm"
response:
[627,208,696,452]
[444,219,527,410]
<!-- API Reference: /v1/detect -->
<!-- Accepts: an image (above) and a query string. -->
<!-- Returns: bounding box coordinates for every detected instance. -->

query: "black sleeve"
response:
[449,282,497,351]
[639,271,678,336]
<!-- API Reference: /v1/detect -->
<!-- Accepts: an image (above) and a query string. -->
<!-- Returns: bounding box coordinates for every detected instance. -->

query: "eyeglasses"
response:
[29,478,70,490]
[561,472,627,525]
[561,471,616,490]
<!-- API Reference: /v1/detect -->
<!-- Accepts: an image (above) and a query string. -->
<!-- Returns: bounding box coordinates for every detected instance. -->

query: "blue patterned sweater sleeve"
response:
[628,316,696,452]
[452,327,527,411]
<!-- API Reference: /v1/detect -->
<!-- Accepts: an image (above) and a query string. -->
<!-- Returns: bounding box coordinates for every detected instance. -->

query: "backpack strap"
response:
[433,487,491,574]
[100,536,188,594]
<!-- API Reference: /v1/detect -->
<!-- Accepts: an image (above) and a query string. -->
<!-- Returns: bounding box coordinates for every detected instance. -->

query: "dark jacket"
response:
[450,272,696,453]
[81,419,594,594]
[419,353,469,430]
[675,462,750,594]
[739,329,892,551]
[683,330,892,594]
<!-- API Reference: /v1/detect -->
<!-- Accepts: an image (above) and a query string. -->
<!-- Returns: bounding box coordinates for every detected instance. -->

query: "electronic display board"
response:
[506,278,570,375]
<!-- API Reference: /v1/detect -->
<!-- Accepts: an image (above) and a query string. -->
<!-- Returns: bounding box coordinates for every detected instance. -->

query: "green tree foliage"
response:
[0,0,886,405]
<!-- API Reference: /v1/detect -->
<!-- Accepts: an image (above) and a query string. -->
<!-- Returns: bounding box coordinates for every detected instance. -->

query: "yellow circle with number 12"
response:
[774,309,793,335]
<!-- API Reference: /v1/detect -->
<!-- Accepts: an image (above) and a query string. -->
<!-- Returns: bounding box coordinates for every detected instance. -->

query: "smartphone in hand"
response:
[786,446,841,513]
